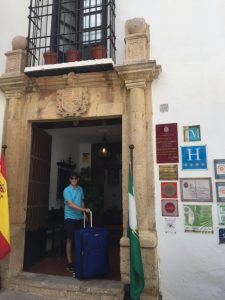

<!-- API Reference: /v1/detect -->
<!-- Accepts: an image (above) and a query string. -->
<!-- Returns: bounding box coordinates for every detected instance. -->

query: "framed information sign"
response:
[216,182,225,202]
[183,204,213,233]
[159,165,178,181]
[180,178,213,202]
[183,125,201,142]
[156,123,179,163]
[161,182,178,198]
[214,159,225,179]
[162,200,178,217]
[181,145,207,170]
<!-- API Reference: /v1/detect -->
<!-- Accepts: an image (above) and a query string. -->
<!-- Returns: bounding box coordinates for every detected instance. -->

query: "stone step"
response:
[8,272,124,300]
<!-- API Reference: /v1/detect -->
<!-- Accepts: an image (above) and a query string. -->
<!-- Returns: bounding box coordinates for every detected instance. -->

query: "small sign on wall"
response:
[162,200,178,217]
[180,178,213,202]
[218,204,225,225]
[183,125,201,142]
[156,123,179,163]
[216,182,225,202]
[165,218,176,234]
[161,182,178,198]
[183,204,213,233]
[159,165,178,181]
[214,159,225,179]
[219,228,225,244]
[181,145,207,170]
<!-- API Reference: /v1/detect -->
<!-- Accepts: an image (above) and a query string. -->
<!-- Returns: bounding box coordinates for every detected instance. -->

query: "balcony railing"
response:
[27,0,116,67]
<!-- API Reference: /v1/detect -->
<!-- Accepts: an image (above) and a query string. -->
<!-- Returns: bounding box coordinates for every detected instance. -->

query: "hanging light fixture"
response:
[98,132,111,158]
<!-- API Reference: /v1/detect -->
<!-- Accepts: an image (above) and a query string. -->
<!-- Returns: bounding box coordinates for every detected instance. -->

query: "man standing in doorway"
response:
[63,172,90,272]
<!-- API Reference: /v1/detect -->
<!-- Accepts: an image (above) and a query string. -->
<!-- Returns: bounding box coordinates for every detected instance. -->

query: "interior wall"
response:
[46,130,79,209]
[46,129,122,213]
[104,169,122,212]
[78,144,91,172]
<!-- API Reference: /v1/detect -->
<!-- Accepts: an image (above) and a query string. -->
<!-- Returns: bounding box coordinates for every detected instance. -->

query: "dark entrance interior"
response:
[23,117,122,280]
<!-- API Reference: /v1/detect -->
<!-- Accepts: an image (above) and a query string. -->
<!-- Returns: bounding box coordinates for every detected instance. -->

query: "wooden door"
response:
[24,125,52,268]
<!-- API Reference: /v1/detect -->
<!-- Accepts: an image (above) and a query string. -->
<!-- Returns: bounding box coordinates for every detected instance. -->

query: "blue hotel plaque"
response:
[181,145,207,170]
[183,125,201,142]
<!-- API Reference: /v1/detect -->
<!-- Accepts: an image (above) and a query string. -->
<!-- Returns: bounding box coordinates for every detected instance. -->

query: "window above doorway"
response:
[27,0,116,68]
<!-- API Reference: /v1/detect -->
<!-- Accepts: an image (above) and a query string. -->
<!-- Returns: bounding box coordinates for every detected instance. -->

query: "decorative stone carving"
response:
[63,72,79,86]
[12,36,27,50]
[125,18,150,64]
[125,17,148,35]
[56,87,89,117]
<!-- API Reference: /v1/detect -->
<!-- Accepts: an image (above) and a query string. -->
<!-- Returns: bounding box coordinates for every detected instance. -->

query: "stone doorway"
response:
[0,18,161,298]
[22,118,122,281]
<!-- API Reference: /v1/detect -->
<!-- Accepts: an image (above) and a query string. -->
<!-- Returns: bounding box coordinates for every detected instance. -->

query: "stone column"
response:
[0,62,29,285]
[126,80,148,231]
[116,17,161,300]
[2,90,28,285]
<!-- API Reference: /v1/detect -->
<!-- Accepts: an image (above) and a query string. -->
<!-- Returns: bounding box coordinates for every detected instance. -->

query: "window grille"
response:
[27,0,116,66]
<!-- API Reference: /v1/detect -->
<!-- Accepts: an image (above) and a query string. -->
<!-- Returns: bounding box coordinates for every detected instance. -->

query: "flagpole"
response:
[129,144,135,174]
[1,145,7,155]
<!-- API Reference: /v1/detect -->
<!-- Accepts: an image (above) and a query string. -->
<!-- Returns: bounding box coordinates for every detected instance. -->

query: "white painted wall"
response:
[0,0,29,74]
[0,0,30,149]
[0,0,225,299]
[116,1,225,299]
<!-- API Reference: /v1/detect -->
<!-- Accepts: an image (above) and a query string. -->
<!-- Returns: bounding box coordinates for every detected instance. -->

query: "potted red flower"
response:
[43,51,58,64]
[65,49,82,62]
[90,44,107,59]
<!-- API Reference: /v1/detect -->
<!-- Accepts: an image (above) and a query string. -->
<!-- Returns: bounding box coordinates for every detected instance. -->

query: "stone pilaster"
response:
[0,79,29,284]
[116,60,161,299]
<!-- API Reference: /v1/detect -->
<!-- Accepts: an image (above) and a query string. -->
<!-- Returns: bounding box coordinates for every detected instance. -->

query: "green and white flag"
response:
[128,163,145,300]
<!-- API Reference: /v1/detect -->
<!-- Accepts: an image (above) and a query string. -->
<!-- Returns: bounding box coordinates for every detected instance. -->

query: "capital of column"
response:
[125,79,146,90]
[0,74,28,95]
[5,91,25,102]
[115,61,161,87]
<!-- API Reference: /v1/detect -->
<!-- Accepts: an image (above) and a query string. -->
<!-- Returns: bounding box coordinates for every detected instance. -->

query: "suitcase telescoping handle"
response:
[83,210,92,228]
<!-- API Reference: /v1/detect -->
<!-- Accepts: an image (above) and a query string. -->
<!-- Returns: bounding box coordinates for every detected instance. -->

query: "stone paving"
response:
[0,272,124,300]
[0,289,63,300]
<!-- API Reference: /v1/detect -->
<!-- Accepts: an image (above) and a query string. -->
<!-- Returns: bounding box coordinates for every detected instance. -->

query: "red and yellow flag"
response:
[0,150,10,259]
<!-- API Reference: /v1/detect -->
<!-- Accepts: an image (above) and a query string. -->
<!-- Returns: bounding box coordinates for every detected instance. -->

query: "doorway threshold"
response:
[7,272,124,300]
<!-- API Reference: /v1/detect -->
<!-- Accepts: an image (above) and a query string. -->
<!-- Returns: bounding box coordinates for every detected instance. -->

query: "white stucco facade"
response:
[1,1,225,299]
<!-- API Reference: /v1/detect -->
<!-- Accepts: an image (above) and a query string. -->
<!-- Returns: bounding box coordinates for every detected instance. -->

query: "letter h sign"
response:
[181,145,207,170]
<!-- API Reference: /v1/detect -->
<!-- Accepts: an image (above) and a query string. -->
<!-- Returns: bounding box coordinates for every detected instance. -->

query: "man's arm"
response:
[67,200,90,213]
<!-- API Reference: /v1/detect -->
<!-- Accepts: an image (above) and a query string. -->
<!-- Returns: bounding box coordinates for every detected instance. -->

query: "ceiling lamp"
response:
[98,132,111,158]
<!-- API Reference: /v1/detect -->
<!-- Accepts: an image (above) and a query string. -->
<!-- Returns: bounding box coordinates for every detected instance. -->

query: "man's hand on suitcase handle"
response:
[83,208,91,213]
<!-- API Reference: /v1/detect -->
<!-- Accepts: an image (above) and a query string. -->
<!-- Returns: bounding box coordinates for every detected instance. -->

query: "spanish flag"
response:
[0,150,10,259]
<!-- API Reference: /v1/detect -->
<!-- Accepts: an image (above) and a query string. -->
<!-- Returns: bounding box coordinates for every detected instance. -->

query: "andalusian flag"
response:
[0,150,10,259]
[128,163,145,300]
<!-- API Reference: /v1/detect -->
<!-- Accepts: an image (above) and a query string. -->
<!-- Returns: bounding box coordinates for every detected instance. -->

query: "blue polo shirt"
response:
[63,184,84,220]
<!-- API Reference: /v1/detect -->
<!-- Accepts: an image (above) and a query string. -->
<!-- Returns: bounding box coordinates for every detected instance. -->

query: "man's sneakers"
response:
[66,262,74,272]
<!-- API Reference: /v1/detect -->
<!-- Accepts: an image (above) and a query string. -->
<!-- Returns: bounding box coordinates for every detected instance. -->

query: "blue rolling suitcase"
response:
[74,212,110,279]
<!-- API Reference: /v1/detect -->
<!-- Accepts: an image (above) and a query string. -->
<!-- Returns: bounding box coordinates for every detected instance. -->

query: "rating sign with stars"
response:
[181,145,207,170]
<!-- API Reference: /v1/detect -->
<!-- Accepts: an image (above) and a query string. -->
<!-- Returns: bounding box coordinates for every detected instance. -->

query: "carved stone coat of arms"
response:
[56,87,89,117]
